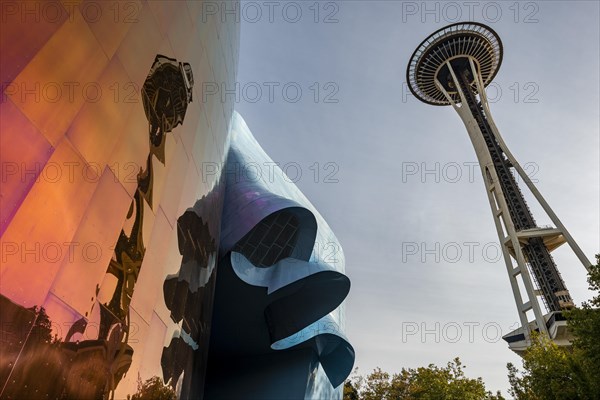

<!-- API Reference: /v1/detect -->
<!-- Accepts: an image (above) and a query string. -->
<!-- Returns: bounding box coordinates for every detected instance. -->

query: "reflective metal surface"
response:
[205,113,354,400]
[1,3,351,398]
[1,2,239,398]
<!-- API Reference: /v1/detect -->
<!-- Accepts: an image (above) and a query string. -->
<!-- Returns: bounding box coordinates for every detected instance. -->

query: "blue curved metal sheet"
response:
[205,112,354,399]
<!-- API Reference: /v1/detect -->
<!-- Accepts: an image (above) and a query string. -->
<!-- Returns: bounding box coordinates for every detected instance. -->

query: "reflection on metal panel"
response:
[1,2,240,398]
[1,53,204,399]
[0,2,351,398]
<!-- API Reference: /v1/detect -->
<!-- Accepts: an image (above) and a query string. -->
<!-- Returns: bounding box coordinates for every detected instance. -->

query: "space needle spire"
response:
[406,22,593,354]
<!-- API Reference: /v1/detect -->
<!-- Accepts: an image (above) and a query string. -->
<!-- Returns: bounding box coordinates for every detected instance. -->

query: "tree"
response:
[507,254,600,400]
[507,333,585,400]
[129,376,176,400]
[344,380,360,400]
[344,358,504,400]
[565,254,600,396]
[27,306,54,345]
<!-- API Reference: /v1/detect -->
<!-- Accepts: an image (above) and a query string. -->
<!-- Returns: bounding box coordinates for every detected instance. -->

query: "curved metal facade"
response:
[0,2,352,399]
[205,113,354,399]
[1,2,239,398]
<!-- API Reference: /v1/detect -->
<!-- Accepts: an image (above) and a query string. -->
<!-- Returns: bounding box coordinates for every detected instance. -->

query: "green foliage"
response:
[565,254,600,396]
[344,380,360,400]
[344,358,503,400]
[129,376,176,400]
[507,254,600,400]
[507,333,586,400]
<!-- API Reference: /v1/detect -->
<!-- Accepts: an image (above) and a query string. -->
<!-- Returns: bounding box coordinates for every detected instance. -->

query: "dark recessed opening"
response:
[233,211,300,267]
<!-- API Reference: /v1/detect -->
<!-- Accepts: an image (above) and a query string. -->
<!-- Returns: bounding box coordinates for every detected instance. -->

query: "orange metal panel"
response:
[81,0,141,59]
[48,167,132,318]
[165,5,194,62]
[129,208,175,324]
[7,10,109,146]
[0,138,98,308]
[0,99,54,236]
[110,307,150,398]
[114,3,172,88]
[159,132,192,228]
[138,312,169,383]
[66,57,136,169]
[106,105,150,198]
[0,1,67,84]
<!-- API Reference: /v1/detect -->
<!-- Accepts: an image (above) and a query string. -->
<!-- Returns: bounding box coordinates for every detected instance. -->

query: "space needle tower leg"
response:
[435,58,548,340]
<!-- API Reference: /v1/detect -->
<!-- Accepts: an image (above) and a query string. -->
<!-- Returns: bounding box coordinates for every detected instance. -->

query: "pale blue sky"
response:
[235,1,600,395]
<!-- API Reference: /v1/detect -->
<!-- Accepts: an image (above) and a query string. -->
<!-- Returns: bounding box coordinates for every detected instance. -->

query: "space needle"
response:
[406,22,593,354]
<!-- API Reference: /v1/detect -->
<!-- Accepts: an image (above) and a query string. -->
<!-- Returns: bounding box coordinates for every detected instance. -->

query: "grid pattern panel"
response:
[234,211,300,267]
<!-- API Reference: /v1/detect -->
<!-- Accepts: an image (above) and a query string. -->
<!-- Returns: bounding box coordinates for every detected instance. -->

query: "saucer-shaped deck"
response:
[407,22,503,105]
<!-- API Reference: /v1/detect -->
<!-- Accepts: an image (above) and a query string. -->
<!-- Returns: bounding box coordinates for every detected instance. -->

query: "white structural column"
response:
[432,57,592,341]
